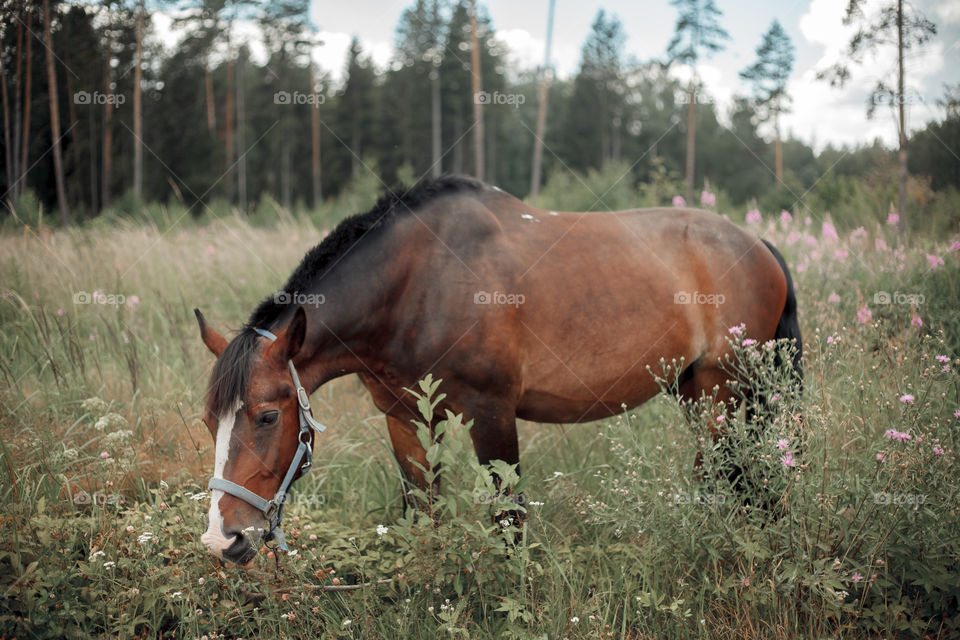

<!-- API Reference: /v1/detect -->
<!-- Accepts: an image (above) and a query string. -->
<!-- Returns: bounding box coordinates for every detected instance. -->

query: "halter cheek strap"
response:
[207,327,327,552]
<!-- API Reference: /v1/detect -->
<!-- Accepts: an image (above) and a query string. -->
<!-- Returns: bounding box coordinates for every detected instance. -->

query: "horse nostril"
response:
[220,533,256,565]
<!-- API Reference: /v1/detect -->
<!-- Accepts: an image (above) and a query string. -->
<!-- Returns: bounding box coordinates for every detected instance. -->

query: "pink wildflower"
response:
[780,210,792,224]
[884,429,912,441]
[822,221,839,242]
[100,451,110,459]
[887,212,900,226]
[933,446,945,456]
[936,355,950,363]
[857,306,872,324]
[911,315,923,328]
[672,195,686,207]
[852,573,864,584]
[746,209,762,224]
[742,338,756,346]
[728,324,744,336]
[876,452,886,462]
[780,451,797,467]
[776,438,789,450]
[828,293,841,304]
[899,394,914,404]
[700,191,716,207]
[926,254,944,269]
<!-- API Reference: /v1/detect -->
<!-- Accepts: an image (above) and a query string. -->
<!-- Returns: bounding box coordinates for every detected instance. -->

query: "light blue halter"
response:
[207,327,327,551]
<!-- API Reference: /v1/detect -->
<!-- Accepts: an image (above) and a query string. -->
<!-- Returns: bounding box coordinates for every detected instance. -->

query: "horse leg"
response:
[384,413,434,512]
[464,404,526,528]
[678,366,743,487]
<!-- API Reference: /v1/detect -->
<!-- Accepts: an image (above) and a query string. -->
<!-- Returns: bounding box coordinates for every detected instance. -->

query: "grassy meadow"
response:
[1,187,959,639]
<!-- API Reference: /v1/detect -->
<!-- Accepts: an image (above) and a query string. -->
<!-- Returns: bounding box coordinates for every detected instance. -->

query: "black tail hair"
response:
[761,239,803,388]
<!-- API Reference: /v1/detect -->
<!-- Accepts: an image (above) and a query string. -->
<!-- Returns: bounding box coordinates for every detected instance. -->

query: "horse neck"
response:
[294,232,406,392]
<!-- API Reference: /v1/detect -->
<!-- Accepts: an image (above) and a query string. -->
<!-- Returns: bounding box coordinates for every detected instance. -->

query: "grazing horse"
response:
[196,175,802,564]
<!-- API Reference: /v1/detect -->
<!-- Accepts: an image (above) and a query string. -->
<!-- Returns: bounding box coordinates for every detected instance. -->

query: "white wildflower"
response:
[376,524,388,537]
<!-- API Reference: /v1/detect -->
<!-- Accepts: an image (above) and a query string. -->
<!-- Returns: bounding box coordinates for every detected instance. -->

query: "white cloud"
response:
[785,0,945,149]
[936,3,960,25]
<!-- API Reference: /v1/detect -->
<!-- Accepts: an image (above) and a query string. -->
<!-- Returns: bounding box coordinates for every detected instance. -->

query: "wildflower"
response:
[852,573,863,584]
[827,335,835,344]
[776,438,789,450]
[955,410,960,419]
[570,617,580,623]
[822,221,839,242]
[933,446,945,456]
[342,620,352,627]
[332,577,340,585]
[875,237,888,251]
[126,525,135,533]
[780,210,792,224]
[851,227,867,240]
[926,254,944,269]
[130,588,140,596]
[899,394,914,404]
[100,451,110,459]
[90,550,105,559]
[715,415,724,423]
[672,195,686,207]
[887,212,899,225]
[742,338,756,346]
[876,453,885,462]
[728,324,744,336]
[884,429,912,441]
[911,315,923,328]
[836,590,849,601]
[198,577,204,585]
[828,292,841,304]
[936,355,950,363]
[780,451,797,467]
[951,239,960,252]
[103,561,116,569]
[700,191,716,207]
[857,306,872,324]
[376,524,388,537]
[57,308,65,316]
[169,591,183,599]
[741,576,751,587]
[126,295,140,309]
[746,209,762,224]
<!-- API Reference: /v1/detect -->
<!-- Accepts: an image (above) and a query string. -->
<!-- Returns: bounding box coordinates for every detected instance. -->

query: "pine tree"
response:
[667,0,729,203]
[740,19,794,184]
[817,0,936,233]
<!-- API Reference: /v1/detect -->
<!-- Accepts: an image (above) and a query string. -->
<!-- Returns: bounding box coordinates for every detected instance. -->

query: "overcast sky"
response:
[301,0,959,151]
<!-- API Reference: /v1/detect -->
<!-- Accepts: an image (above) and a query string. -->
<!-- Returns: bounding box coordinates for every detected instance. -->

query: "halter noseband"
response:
[207,327,326,552]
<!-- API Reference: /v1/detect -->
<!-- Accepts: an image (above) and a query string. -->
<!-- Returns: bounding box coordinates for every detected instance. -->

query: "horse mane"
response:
[206,174,485,418]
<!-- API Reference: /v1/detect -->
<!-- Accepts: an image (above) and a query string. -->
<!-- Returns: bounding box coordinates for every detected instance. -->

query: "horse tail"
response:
[761,238,803,391]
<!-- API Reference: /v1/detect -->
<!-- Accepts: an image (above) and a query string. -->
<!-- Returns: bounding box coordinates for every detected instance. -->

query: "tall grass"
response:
[1,198,959,638]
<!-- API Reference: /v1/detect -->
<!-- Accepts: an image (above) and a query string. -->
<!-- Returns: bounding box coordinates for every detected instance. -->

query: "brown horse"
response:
[196,176,801,564]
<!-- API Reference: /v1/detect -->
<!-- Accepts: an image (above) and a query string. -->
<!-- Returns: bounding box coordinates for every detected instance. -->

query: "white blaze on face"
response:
[201,400,241,557]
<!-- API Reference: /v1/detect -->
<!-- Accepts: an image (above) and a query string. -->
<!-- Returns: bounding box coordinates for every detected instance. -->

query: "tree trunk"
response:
[774,110,783,185]
[43,0,69,223]
[0,25,12,203]
[896,0,907,236]
[529,0,556,202]
[204,57,215,132]
[103,31,114,208]
[469,0,484,181]
[12,10,23,200]
[685,80,695,204]
[133,2,144,198]
[236,54,246,213]
[430,64,441,178]
[310,65,321,206]
[19,7,33,197]
[223,56,234,203]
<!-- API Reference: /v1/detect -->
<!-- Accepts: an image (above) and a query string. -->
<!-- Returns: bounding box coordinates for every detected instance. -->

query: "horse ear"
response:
[194,308,227,357]
[280,306,307,361]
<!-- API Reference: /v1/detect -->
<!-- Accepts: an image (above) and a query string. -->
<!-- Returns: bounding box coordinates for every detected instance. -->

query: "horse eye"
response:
[256,410,279,428]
